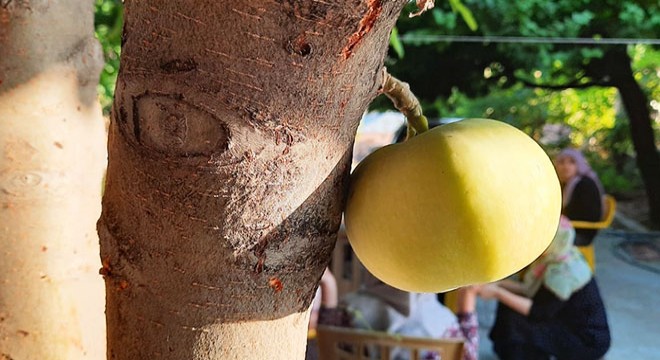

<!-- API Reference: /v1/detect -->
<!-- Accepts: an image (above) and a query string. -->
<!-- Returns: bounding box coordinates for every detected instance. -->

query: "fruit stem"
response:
[381,67,429,139]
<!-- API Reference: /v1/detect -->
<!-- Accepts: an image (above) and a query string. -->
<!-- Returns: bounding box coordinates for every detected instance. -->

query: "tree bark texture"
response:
[596,49,660,228]
[98,0,406,358]
[0,1,107,359]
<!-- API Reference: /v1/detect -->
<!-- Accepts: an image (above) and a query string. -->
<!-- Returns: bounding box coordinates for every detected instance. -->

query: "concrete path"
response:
[477,229,660,360]
[595,230,660,359]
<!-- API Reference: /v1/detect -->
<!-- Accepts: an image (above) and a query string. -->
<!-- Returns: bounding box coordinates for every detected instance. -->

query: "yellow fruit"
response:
[345,118,561,292]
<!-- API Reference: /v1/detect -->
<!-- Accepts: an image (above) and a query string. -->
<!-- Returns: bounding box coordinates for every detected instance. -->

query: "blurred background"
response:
[93,1,659,359]
[94,0,659,228]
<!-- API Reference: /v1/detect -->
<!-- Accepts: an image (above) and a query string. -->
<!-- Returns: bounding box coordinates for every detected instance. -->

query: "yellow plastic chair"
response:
[571,194,617,271]
[443,291,460,316]
[316,326,464,360]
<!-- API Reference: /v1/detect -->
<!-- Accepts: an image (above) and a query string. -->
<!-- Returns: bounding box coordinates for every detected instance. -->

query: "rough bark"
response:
[0,1,107,359]
[98,0,406,359]
[597,49,660,228]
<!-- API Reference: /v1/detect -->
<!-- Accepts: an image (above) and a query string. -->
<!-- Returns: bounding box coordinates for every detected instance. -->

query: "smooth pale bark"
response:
[99,0,406,358]
[0,1,107,359]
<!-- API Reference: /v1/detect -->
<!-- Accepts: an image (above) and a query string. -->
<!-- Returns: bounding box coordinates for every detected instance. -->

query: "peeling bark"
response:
[99,0,406,358]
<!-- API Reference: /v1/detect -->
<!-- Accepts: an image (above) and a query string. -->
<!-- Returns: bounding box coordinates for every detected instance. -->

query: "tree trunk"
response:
[0,1,107,359]
[605,49,660,228]
[98,1,406,358]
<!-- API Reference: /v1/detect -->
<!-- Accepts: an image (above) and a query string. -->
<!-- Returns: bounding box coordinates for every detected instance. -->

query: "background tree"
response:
[387,0,660,227]
[0,1,106,359]
[98,0,407,358]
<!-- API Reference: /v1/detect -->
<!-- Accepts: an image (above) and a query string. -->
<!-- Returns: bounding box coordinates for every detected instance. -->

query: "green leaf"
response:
[448,0,478,31]
[580,47,604,60]
[571,10,594,25]
[432,9,457,29]
[389,27,405,59]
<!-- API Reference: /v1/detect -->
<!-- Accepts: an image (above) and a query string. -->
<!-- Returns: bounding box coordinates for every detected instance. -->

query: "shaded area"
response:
[610,231,660,275]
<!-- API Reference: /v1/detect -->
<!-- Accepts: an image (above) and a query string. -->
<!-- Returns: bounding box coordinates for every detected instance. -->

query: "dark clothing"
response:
[563,177,602,246]
[489,278,610,360]
[317,306,351,328]
[305,307,351,360]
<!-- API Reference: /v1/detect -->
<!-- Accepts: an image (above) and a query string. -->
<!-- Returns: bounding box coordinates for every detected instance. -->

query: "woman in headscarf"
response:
[554,148,605,246]
[480,216,610,360]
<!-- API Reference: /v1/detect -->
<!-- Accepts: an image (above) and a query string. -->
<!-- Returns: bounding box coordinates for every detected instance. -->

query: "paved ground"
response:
[477,229,660,360]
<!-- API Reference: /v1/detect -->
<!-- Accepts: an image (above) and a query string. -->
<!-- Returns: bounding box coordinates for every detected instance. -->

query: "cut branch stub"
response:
[409,0,435,18]
[381,68,429,140]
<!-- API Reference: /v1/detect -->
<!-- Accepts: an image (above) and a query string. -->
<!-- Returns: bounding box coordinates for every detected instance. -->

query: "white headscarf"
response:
[523,216,592,300]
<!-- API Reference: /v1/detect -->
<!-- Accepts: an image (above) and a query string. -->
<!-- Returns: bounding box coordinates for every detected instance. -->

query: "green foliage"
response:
[94,0,123,114]
[448,0,477,31]
[632,45,660,132]
[587,118,643,195]
[92,0,656,195]
[460,0,659,85]
[388,0,477,59]
[392,0,659,90]
[598,166,641,194]
[389,27,405,59]
[376,0,659,196]
[426,83,642,194]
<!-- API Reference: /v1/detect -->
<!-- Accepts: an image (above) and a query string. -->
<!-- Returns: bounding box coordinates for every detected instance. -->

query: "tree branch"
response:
[381,68,428,139]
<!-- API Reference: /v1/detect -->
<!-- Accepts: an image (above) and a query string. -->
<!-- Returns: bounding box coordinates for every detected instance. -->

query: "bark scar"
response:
[268,277,283,292]
[99,256,113,277]
[342,0,382,59]
[160,58,198,73]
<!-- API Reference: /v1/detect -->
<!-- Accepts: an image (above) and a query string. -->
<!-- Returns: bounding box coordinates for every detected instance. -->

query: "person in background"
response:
[480,216,610,360]
[554,148,604,246]
[308,267,340,334]
[341,270,480,360]
[306,268,345,360]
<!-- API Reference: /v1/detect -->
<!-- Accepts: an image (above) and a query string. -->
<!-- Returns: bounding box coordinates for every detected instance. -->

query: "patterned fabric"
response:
[341,291,478,360]
[443,312,479,360]
[523,219,592,300]
[489,217,611,360]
